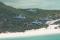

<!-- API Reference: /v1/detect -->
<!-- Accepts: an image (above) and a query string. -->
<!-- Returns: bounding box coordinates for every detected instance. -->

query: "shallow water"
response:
[0,34,60,40]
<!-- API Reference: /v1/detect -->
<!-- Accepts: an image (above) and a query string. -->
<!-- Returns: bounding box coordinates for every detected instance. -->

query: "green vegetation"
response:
[0,2,60,33]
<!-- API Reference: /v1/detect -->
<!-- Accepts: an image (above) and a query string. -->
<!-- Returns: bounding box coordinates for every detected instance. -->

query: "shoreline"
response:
[0,28,60,38]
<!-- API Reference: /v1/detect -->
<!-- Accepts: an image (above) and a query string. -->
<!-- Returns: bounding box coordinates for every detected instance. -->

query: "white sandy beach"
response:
[0,28,60,38]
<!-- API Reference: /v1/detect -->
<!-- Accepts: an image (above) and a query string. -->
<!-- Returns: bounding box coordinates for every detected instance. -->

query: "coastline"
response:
[0,19,60,38]
[0,28,60,38]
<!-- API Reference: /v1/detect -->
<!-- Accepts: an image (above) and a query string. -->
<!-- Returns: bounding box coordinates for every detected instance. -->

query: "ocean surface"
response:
[0,34,60,40]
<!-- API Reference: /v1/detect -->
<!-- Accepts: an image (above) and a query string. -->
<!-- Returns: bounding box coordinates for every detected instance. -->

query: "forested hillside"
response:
[0,2,60,33]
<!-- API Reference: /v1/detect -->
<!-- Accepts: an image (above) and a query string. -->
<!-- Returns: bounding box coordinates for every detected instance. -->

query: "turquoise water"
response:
[0,34,60,40]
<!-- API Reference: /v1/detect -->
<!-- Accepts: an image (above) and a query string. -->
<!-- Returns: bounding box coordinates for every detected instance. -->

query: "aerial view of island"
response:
[0,0,60,40]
